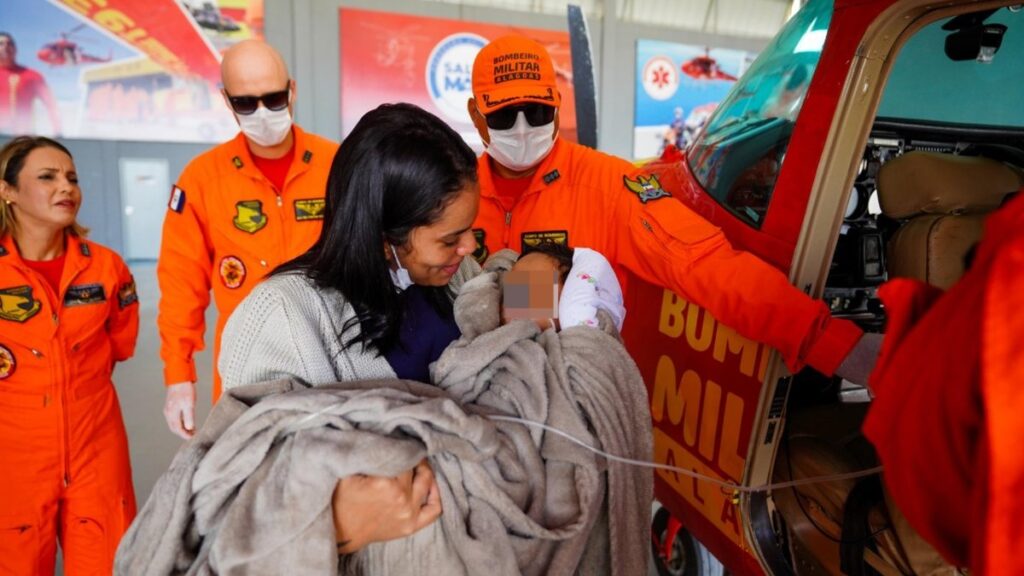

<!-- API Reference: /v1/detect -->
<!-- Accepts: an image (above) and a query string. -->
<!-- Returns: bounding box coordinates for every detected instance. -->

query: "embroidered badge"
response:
[219,256,246,289]
[543,169,560,185]
[232,156,244,169]
[79,242,90,257]
[302,150,312,163]
[294,198,326,221]
[118,279,138,309]
[0,344,14,380]
[623,174,671,204]
[64,283,106,307]
[168,186,186,214]
[521,230,569,254]
[472,228,489,264]
[0,285,41,323]
[233,200,268,234]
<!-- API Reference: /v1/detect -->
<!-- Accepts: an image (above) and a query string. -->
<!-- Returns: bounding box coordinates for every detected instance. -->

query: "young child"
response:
[501,242,626,333]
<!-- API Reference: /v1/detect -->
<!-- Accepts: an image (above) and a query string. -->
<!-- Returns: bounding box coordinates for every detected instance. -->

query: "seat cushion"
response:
[878,152,1021,219]
[886,214,985,289]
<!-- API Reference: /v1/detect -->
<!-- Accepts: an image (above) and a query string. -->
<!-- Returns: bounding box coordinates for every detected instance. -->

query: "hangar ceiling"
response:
[424,0,799,38]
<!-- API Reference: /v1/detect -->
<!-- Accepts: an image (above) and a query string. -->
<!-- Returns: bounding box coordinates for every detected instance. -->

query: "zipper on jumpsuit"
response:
[54,311,71,487]
[39,268,73,488]
[503,211,512,246]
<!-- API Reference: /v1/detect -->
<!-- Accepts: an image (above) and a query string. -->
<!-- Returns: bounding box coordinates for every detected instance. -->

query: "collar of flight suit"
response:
[226,124,318,192]
[478,137,570,201]
[1,231,93,301]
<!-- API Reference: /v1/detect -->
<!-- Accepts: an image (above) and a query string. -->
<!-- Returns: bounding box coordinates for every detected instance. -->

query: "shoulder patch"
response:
[0,343,15,380]
[302,150,313,163]
[521,230,569,254]
[472,228,489,264]
[233,200,268,233]
[64,283,106,307]
[294,198,326,221]
[543,169,561,185]
[219,256,246,289]
[232,156,244,169]
[118,278,138,309]
[623,174,671,203]
[168,185,186,214]
[0,285,41,323]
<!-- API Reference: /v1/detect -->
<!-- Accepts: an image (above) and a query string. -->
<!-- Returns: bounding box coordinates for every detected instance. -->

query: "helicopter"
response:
[680,48,738,81]
[186,1,242,33]
[36,25,112,67]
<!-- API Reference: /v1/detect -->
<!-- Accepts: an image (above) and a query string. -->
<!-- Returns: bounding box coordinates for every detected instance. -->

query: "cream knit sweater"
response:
[219,257,480,390]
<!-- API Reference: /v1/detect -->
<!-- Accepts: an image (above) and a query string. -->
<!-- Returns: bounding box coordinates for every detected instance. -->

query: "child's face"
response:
[501,252,564,329]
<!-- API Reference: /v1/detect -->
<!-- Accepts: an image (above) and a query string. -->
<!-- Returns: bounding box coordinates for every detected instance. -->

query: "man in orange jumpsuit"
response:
[466,35,868,377]
[864,191,1024,574]
[0,136,138,573]
[158,40,337,439]
[0,32,62,136]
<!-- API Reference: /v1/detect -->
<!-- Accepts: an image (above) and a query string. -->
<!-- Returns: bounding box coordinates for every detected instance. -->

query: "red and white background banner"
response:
[339,8,578,150]
[0,0,263,142]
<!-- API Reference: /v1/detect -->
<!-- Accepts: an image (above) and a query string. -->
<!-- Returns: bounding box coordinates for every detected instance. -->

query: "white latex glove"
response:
[834,332,884,388]
[164,381,196,440]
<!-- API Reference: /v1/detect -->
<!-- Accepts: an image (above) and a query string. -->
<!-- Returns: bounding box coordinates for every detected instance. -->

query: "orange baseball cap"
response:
[472,35,561,115]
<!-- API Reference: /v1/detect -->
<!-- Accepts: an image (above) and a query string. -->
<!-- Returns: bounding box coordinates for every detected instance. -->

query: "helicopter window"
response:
[687,0,831,228]
[877,7,1024,128]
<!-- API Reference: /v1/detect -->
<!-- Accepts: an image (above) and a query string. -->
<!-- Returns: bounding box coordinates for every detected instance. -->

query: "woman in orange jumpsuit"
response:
[0,136,139,574]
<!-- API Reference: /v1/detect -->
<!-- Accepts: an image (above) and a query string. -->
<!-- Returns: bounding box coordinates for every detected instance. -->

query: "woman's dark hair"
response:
[276,103,477,353]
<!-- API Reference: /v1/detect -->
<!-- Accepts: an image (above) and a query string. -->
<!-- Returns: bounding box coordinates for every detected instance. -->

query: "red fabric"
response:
[0,234,138,575]
[864,192,1024,574]
[472,139,862,374]
[22,253,66,295]
[251,140,295,192]
[491,171,531,212]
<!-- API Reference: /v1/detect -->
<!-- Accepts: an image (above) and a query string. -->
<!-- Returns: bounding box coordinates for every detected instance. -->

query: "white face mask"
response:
[237,103,293,147]
[388,244,414,291]
[485,111,557,172]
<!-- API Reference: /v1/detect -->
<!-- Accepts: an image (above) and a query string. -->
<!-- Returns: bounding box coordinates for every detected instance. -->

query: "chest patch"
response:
[219,256,247,289]
[294,198,326,221]
[0,344,14,380]
[64,283,106,307]
[521,230,569,254]
[472,229,489,264]
[233,200,268,234]
[0,285,41,323]
[624,174,671,203]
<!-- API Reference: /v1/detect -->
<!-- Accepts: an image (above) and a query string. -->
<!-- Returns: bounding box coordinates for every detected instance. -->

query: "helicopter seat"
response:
[878,151,1022,289]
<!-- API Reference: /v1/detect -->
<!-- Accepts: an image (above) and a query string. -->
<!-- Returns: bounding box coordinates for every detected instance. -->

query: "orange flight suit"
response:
[0,233,139,575]
[864,192,1024,574]
[472,139,862,374]
[157,126,338,399]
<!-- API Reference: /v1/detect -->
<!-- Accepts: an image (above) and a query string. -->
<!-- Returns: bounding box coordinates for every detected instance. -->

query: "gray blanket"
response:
[116,256,652,576]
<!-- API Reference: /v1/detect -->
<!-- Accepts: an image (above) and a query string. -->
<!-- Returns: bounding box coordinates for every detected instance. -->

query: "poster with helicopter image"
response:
[0,0,262,143]
[634,39,756,159]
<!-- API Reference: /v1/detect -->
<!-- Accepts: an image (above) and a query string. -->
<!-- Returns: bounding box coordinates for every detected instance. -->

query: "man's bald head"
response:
[220,40,290,97]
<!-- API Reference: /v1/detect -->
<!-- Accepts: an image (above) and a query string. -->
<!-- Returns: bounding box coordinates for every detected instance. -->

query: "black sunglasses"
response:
[485,103,556,131]
[225,84,290,115]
